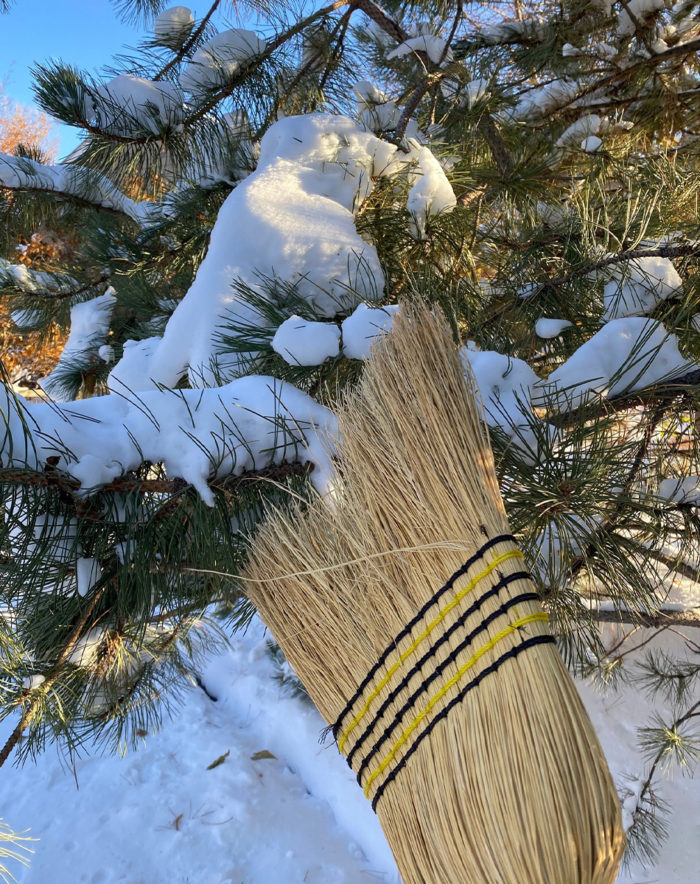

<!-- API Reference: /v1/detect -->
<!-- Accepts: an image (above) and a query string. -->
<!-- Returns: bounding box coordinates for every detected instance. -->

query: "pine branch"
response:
[590,606,700,629]
[0,583,107,771]
[543,245,700,291]
[550,370,700,426]
[0,461,311,500]
[634,699,700,820]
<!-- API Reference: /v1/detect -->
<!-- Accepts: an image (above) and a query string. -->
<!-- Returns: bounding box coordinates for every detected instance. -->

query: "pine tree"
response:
[1,0,698,874]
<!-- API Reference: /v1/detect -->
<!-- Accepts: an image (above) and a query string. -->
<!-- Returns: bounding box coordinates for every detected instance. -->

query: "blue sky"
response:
[1,1,144,157]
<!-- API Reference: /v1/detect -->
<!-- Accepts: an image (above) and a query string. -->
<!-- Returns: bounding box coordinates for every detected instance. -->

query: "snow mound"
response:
[134,114,453,387]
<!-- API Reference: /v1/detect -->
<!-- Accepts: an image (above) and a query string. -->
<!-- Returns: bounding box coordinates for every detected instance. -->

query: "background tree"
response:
[0,84,64,388]
[0,0,698,874]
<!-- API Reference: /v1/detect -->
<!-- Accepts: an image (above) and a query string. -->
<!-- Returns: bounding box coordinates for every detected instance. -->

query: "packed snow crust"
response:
[1,617,696,883]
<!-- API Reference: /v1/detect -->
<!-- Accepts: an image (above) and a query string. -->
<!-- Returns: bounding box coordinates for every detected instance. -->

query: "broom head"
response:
[244,304,625,884]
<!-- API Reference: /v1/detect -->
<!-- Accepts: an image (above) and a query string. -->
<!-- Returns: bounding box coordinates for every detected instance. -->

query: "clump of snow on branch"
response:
[341,304,400,359]
[556,114,603,149]
[0,258,78,299]
[460,348,538,432]
[85,75,185,135]
[617,0,665,38]
[405,142,457,238]
[353,81,400,132]
[41,288,117,400]
[478,18,546,45]
[180,29,267,93]
[513,80,580,121]
[533,318,696,411]
[272,316,340,366]
[106,337,161,393]
[581,135,602,153]
[1,377,337,504]
[535,318,573,339]
[154,6,194,48]
[387,34,452,65]
[603,256,682,320]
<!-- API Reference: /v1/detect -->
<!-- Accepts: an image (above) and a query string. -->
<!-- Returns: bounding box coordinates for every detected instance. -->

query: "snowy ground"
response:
[1,613,698,884]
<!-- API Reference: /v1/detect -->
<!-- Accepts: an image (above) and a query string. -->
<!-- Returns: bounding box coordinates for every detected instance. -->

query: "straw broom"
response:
[243,304,624,884]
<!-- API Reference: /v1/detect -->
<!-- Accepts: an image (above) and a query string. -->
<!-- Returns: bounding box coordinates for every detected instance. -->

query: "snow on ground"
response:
[0,609,697,883]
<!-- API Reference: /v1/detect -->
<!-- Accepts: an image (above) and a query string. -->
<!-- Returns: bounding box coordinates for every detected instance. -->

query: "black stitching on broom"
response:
[353,588,541,783]
[345,570,531,769]
[370,633,556,810]
[332,533,517,738]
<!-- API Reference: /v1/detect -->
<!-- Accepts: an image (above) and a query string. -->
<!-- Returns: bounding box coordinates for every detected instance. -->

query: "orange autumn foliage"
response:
[0,84,58,158]
[1,90,65,387]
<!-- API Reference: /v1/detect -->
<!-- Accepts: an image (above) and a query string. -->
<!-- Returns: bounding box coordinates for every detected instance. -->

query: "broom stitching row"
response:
[332,532,517,741]
[370,633,556,810]
[362,611,550,798]
[345,569,532,768]
[350,579,539,778]
[337,539,522,751]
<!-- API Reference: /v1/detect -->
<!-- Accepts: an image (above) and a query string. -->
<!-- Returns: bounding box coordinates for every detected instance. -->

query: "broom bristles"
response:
[244,304,625,884]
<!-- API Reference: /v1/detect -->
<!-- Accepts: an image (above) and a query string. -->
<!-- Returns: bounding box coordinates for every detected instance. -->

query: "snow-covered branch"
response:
[0,153,156,224]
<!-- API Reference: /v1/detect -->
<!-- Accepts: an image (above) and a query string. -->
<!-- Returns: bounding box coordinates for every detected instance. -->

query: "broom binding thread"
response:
[331,533,554,807]
[369,633,556,810]
[349,578,540,774]
[332,532,518,745]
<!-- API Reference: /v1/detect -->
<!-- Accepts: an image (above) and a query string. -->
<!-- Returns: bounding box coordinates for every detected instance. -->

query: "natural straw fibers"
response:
[243,304,624,884]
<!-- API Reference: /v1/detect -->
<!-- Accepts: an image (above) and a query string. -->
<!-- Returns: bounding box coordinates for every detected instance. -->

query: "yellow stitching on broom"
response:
[338,547,524,753]
[362,611,549,797]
